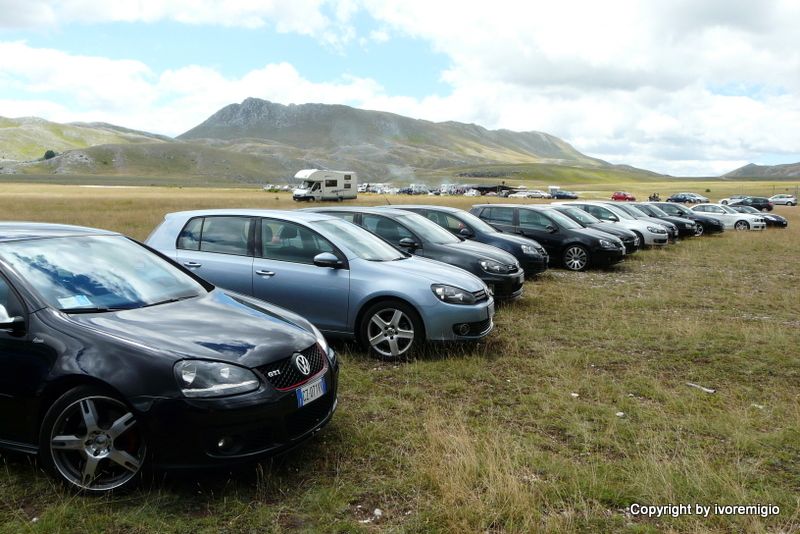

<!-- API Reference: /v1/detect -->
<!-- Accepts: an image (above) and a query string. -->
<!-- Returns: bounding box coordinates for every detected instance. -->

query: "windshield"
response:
[665,203,691,216]
[603,204,635,220]
[719,205,739,214]
[0,235,206,312]
[737,206,759,213]
[455,210,500,234]
[396,214,461,244]
[643,204,669,217]
[543,210,582,230]
[557,206,600,225]
[313,219,406,261]
[619,204,648,217]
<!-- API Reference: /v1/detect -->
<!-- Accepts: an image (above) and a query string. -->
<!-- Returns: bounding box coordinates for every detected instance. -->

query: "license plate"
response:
[296,377,326,408]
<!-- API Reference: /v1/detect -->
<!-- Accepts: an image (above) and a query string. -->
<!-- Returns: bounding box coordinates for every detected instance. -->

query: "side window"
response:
[583,205,603,219]
[260,220,335,264]
[518,210,551,230]
[199,217,253,256]
[0,275,24,318]
[362,214,414,244]
[325,179,337,187]
[177,217,203,251]
[344,183,352,189]
[482,207,514,224]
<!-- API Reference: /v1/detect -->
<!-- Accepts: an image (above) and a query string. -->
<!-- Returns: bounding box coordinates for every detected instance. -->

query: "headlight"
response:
[684,223,694,228]
[520,244,540,255]
[479,259,507,273]
[174,360,259,398]
[598,239,617,249]
[431,284,477,305]
[646,225,667,234]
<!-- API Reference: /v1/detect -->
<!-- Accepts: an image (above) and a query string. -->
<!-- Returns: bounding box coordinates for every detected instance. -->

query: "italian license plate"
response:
[296,377,326,408]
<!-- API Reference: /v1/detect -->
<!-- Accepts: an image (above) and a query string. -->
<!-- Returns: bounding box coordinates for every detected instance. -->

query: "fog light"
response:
[457,323,471,336]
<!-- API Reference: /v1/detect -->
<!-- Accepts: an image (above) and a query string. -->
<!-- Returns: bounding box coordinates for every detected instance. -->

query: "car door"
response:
[476,206,516,233]
[0,273,50,444]
[517,210,561,256]
[252,219,350,333]
[175,216,255,295]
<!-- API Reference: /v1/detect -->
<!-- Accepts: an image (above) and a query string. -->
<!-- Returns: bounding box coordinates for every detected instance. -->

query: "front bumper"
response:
[142,358,339,469]
[520,254,549,276]
[643,232,669,246]
[621,237,639,254]
[422,297,495,341]
[593,247,625,266]
[481,271,525,301]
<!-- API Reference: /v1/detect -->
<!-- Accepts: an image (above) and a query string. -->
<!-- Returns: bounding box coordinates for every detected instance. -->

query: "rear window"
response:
[177,216,253,256]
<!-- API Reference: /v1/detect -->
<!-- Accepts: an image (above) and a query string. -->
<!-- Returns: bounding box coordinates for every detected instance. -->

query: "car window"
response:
[583,205,610,220]
[177,217,203,251]
[361,214,415,244]
[427,211,466,233]
[0,275,23,318]
[260,219,336,264]
[198,217,253,256]
[481,207,515,224]
[518,209,551,230]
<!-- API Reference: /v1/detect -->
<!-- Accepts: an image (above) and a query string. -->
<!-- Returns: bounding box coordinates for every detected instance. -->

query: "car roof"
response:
[302,206,419,217]
[386,205,463,213]
[0,222,118,243]
[472,203,558,210]
[165,209,339,223]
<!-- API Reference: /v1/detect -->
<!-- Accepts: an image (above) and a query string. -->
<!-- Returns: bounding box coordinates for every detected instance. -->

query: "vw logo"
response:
[293,354,311,376]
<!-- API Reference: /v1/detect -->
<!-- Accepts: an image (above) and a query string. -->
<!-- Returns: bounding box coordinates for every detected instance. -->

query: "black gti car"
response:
[630,202,698,237]
[729,196,774,212]
[470,204,626,271]
[389,205,549,276]
[308,207,525,301]
[549,205,640,254]
[649,202,725,236]
[552,190,579,199]
[0,223,338,492]
[729,205,788,227]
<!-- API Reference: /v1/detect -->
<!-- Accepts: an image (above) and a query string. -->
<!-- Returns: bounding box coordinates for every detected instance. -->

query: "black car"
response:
[308,207,525,300]
[666,192,707,203]
[0,223,338,492]
[552,190,579,199]
[729,196,774,212]
[649,202,725,236]
[549,205,640,254]
[631,203,698,237]
[729,205,787,227]
[470,204,626,271]
[389,205,549,276]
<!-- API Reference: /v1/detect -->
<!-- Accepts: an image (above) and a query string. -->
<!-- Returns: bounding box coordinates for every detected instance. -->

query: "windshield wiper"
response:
[139,294,198,308]
[61,307,128,314]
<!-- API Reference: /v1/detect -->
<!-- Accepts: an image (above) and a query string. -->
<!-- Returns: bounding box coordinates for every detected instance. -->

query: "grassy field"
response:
[0,183,798,533]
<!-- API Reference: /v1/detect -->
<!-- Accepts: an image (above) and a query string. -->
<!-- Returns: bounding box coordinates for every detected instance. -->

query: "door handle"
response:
[183,261,202,268]
[255,270,276,277]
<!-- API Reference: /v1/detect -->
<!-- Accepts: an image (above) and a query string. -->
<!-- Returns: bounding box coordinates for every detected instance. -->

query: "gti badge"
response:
[293,353,311,376]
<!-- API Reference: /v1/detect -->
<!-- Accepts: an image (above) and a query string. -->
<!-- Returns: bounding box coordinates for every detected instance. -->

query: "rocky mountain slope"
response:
[724,162,800,178]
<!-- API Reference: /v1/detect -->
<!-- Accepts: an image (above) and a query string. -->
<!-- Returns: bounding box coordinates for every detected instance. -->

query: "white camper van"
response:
[292,169,358,201]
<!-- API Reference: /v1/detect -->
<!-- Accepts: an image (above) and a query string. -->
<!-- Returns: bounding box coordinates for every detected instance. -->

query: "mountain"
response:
[177,98,611,179]
[724,162,800,178]
[0,116,169,162]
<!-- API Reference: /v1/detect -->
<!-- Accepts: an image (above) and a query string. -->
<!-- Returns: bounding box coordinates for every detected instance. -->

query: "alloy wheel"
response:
[367,308,415,359]
[694,224,704,236]
[563,246,589,271]
[734,220,749,231]
[49,396,145,492]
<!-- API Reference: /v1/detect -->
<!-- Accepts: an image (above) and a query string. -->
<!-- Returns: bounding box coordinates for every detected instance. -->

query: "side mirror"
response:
[398,237,419,249]
[0,305,24,334]
[313,252,343,268]
[459,227,474,238]
[546,225,557,233]
[609,215,619,222]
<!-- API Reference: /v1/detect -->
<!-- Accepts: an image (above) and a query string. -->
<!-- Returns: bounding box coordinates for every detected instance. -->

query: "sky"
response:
[1,0,799,176]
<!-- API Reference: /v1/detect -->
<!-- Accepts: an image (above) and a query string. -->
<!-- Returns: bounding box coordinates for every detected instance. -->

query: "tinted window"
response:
[583,205,612,220]
[0,275,23,317]
[261,220,335,264]
[518,209,551,230]
[199,217,252,256]
[362,214,415,244]
[481,207,515,224]
[177,217,202,251]
[426,211,465,233]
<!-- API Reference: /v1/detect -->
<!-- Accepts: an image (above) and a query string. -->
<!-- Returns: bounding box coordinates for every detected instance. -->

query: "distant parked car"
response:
[691,204,766,231]
[390,205,550,276]
[552,190,579,199]
[549,205,640,254]
[0,222,339,492]
[729,196,773,212]
[729,205,788,228]
[147,210,496,360]
[769,194,797,206]
[649,202,725,236]
[666,192,708,203]
[306,207,524,301]
[719,195,747,205]
[611,191,636,201]
[470,204,626,271]
[464,189,481,197]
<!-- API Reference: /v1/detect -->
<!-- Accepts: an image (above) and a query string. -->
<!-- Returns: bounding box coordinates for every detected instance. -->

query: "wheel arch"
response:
[352,294,428,345]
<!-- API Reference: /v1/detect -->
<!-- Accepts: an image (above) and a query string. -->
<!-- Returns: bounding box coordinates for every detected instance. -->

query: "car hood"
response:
[589,222,634,238]
[442,239,519,264]
[485,232,544,249]
[576,227,623,242]
[359,256,487,291]
[63,290,317,368]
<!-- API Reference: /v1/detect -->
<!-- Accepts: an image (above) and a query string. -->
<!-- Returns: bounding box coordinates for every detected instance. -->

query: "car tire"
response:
[632,230,645,246]
[562,244,590,271]
[39,385,146,493]
[359,300,423,361]
[788,201,796,206]
[694,224,704,236]
[734,220,750,231]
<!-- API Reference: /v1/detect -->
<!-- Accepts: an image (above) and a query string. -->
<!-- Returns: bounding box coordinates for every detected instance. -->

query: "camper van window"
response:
[311,183,320,191]
[325,179,337,187]
[344,175,351,180]
[344,183,352,189]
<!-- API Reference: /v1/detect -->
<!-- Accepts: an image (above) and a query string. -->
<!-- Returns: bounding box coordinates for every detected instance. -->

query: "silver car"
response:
[147,210,495,360]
